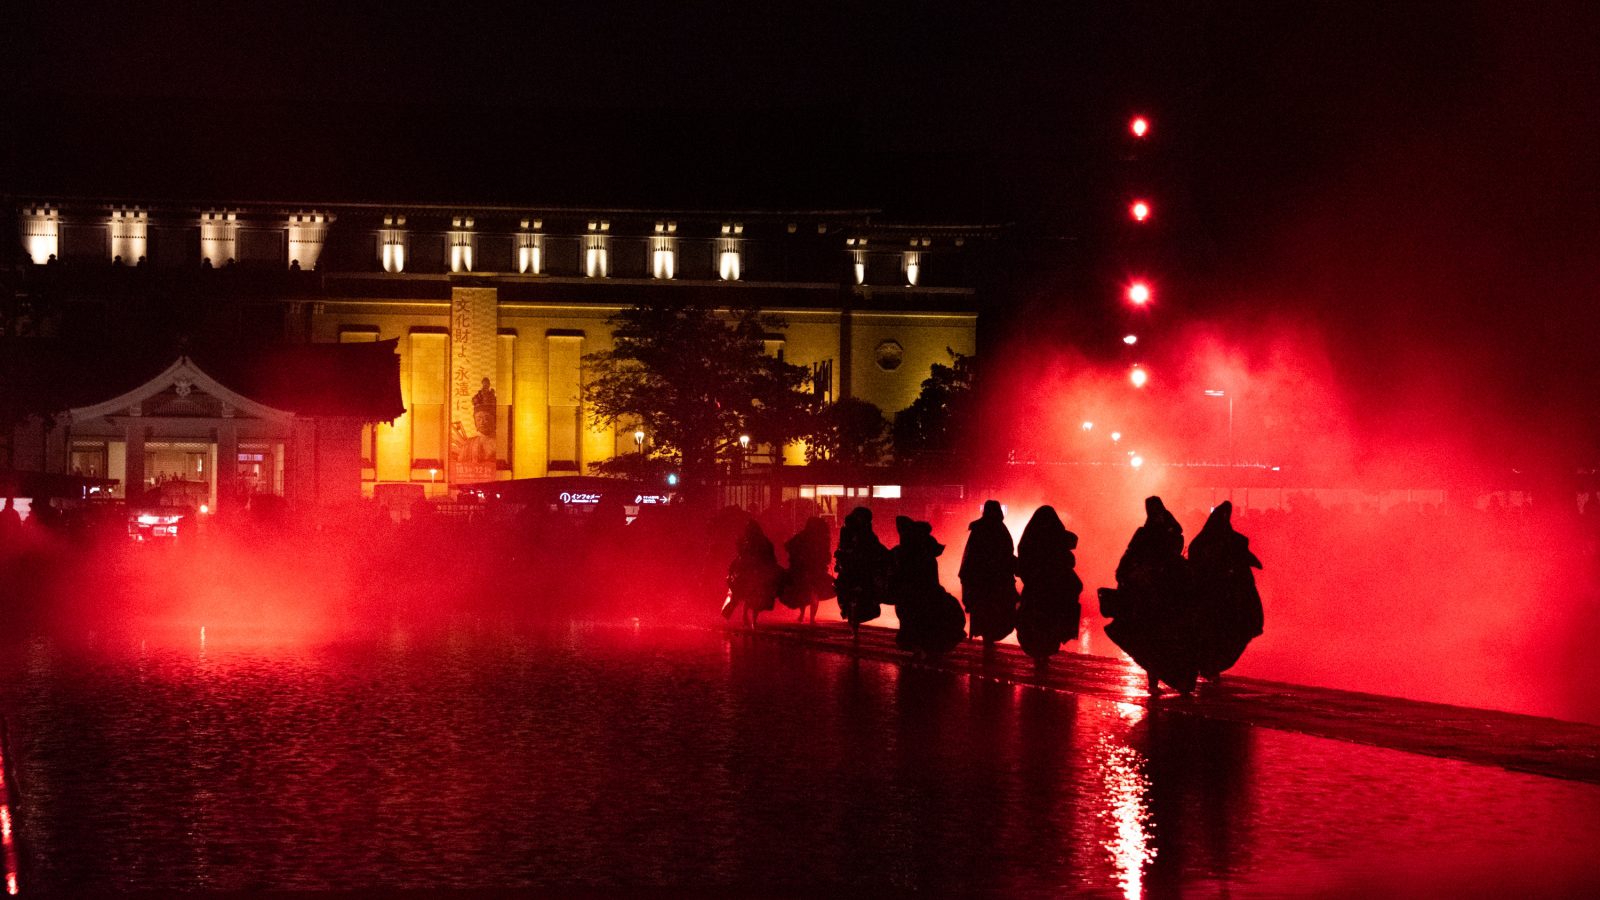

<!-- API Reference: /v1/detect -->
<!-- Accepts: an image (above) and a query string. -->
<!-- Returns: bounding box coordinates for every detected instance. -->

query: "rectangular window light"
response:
[872,484,902,498]
[816,484,845,497]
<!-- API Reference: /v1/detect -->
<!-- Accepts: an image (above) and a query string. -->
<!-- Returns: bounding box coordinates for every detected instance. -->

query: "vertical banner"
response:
[450,286,499,485]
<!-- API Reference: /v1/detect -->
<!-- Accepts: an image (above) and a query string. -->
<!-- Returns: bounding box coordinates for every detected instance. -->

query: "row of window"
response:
[21,208,932,285]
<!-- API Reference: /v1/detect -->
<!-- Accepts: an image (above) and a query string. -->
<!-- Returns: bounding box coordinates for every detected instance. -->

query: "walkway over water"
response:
[748,622,1600,786]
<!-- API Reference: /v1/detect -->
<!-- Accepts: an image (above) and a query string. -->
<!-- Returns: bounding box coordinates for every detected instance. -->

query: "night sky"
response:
[6,1,1598,463]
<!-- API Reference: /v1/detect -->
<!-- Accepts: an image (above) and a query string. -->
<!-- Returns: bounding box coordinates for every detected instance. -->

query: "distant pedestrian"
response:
[1102,496,1198,695]
[727,520,781,628]
[1187,501,1264,682]
[960,500,1018,647]
[781,517,834,623]
[834,506,890,636]
[1015,506,1083,663]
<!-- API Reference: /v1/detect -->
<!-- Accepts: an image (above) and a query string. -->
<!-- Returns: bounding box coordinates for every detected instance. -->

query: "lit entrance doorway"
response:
[143,440,216,509]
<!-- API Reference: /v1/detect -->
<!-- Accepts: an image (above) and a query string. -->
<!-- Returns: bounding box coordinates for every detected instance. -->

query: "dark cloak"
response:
[891,518,966,657]
[1103,496,1199,692]
[1015,505,1084,661]
[959,500,1018,641]
[834,506,889,627]
[727,520,781,613]
[780,517,835,609]
[1186,501,1264,676]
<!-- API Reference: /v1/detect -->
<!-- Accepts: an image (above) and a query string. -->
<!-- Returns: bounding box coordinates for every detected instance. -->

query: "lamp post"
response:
[737,433,750,472]
[634,428,645,456]
[1203,390,1233,467]
[1205,389,1235,501]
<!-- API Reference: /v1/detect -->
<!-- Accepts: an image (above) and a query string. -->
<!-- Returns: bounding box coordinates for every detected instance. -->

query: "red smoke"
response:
[983,317,1600,724]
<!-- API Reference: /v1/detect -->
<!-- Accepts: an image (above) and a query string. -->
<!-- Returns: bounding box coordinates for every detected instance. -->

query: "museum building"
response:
[6,199,990,508]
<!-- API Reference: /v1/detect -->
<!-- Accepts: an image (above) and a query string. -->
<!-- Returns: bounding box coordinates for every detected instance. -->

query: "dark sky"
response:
[6,1,1599,459]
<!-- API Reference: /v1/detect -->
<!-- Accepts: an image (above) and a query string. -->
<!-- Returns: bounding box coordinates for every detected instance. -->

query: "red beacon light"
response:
[1130,200,1150,222]
[1127,281,1152,306]
[1130,116,1149,138]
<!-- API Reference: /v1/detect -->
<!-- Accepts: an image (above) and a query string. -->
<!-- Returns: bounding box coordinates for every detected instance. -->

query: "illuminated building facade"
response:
[5,199,989,504]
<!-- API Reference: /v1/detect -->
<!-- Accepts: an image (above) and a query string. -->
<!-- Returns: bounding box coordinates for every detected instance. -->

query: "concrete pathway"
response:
[743,621,1600,786]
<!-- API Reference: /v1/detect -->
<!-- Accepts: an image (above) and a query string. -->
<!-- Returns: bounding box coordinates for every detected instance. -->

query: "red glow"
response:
[1127,282,1151,306]
[1130,200,1150,222]
[1129,367,1149,388]
[1130,116,1149,138]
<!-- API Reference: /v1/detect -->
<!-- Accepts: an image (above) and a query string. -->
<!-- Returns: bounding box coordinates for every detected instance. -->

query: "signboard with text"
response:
[449,286,499,486]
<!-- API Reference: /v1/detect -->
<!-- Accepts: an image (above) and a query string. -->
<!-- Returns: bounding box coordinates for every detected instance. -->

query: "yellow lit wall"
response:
[313,295,973,484]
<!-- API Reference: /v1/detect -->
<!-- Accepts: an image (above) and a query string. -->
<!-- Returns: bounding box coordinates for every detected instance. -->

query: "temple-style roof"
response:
[14,339,403,424]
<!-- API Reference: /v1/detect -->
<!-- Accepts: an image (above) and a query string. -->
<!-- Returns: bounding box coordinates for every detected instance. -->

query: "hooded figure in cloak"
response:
[1015,505,1084,663]
[781,516,834,623]
[1102,496,1198,694]
[890,517,966,658]
[834,506,890,635]
[1186,501,1264,680]
[727,519,782,628]
[959,500,1018,644]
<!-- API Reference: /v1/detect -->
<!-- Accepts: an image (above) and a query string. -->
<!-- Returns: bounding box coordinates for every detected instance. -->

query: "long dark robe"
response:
[1103,496,1199,692]
[834,509,889,627]
[1187,501,1264,676]
[1015,506,1084,661]
[780,518,834,610]
[959,501,1018,641]
[891,520,966,657]
[728,523,781,613]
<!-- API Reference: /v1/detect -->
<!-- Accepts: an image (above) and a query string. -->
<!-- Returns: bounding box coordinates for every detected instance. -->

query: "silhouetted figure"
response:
[780,517,833,623]
[1015,505,1084,663]
[891,517,966,658]
[0,497,21,541]
[834,506,889,635]
[1103,496,1198,695]
[960,499,1018,645]
[202,257,213,269]
[728,520,781,627]
[1187,501,1264,681]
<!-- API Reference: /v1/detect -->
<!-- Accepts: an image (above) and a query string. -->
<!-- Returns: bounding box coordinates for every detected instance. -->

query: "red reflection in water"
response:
[1,733,20,896]
[1095,724,1155,900]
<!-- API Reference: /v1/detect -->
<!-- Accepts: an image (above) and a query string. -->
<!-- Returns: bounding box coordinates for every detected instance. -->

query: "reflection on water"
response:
[1096,700,1156,900]
[1,624,1598,896]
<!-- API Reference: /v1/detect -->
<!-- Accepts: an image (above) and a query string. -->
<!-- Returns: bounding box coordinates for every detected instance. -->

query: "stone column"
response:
[216,421,238,511]
[124,422,146,504]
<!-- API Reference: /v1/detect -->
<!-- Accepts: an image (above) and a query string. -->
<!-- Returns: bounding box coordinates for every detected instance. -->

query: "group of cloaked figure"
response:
[727,495,1264,695]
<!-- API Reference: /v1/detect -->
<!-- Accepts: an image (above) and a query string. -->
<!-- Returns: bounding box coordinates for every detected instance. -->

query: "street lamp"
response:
[1127,281,1151,306]
[1130,116,1149,138]
[1130,366,1149,389]
[738,433,750,450]
[1081,421,1094,432]
[1203,389,1234,467]
[634,428,645,455]
[1129,199,1151,222]
[1123,334,1138,345]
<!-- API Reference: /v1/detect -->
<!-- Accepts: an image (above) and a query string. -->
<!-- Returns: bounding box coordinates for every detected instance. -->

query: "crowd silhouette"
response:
[725,495,1266,694]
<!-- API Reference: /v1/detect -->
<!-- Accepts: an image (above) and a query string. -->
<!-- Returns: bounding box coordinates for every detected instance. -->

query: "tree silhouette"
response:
[893,350,975,464]
[806,397,890,466]
[583,304,813,495]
